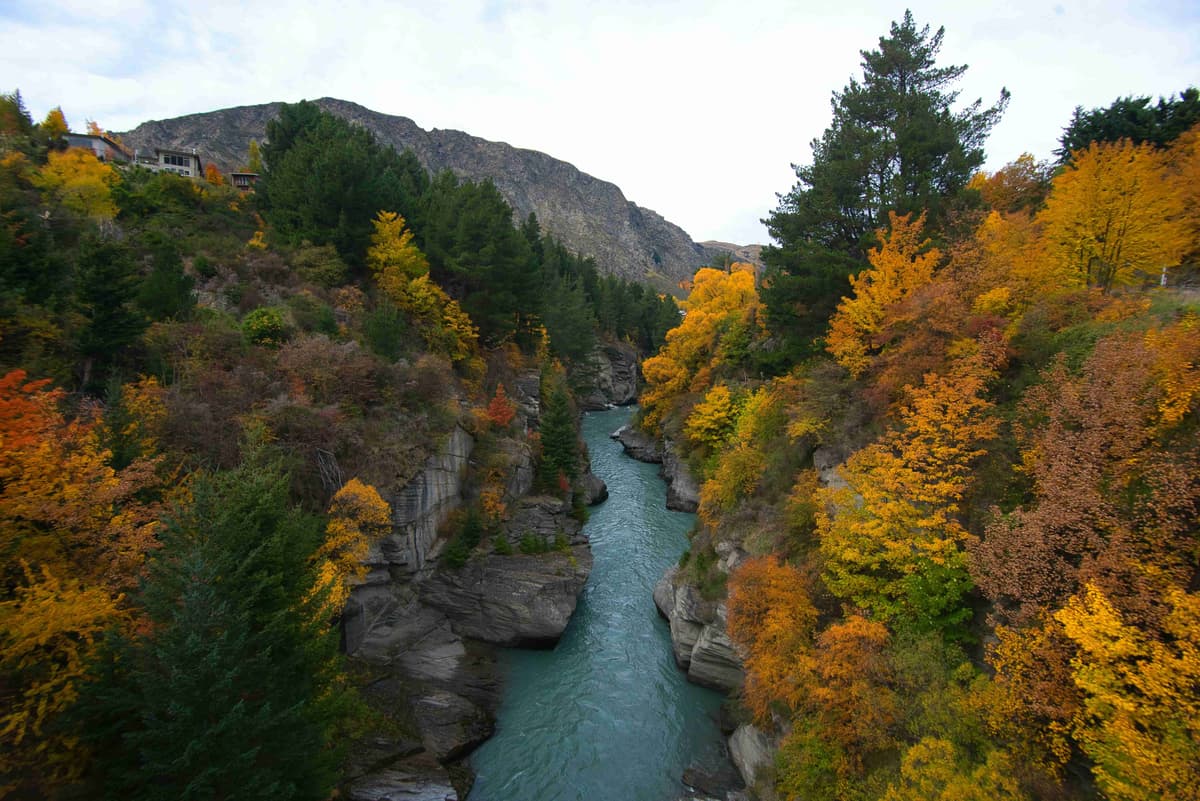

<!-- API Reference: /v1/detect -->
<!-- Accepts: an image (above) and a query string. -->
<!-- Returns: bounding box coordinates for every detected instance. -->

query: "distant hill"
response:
[121,98,719,289]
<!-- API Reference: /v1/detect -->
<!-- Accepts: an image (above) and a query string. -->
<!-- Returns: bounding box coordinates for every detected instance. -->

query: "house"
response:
[133,147,203,178]
[230,171,259,191]
[63,132,131,164]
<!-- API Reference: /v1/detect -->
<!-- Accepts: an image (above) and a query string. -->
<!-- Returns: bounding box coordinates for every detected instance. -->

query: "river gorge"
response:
[467,407,728,801]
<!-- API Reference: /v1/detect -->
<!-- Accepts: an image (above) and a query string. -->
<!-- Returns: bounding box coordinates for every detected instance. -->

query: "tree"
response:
[40,107,68,141]
[246,139,263,173]
[1037,139,1187,290]
[73,237,148,387]
[537,377,577,488]
[761,10,1007,358]
[486,383,517,428]
[1056,87,1200,162]
[311,478,390,619]
[826,211,939,377]
[81,441,349,801]
[203,162,225,185]
[32,147,118,221]
[367,210,429,296]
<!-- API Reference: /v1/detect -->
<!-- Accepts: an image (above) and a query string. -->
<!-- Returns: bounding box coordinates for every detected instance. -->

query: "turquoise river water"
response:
[468,406,727,801]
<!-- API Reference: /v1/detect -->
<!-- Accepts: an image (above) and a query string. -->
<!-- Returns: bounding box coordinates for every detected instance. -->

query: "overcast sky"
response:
[3,1,1198,245]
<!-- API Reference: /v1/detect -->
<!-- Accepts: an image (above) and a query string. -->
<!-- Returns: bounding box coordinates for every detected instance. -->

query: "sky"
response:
[3,0,1198,245]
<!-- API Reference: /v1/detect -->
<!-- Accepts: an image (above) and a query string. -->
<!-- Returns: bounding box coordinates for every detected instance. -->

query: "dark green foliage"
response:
[542,275,597,363]
[443,507,484,568]
[1056,86,1200,161]
[761,11,1007,360]
[420,172,540,346]
[362,299,409,362]
[291,242,349,287]
[79,442,347,801]
[537,378,578,488]
[136,236,195,321]
[99,378,148,471]
[260,101,428,269]
[73,236,147,388]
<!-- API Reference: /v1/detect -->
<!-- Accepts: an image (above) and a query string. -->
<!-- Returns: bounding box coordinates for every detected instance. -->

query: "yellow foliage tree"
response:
[826,212,940,377]
[818,356,997,629]
[367,210,429,296]
[882,738,1029,801]
[1038,139,1188,290]
[40,107,67,140]
[0,562,123,794]
[683,384,740,450]
[640,265,759,432]
[31,147,118,221]
[310,478,390,619]
[1055,585,1200,801]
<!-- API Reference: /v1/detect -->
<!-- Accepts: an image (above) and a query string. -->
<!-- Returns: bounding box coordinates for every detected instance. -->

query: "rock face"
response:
[421,548,592,647]
[728,725,774,789]
[661,438,700,513]
[613,424,662,463]
[577,341,640,410]
[654,566,744,692]
[121,98,707,287]
[374,426,473,574]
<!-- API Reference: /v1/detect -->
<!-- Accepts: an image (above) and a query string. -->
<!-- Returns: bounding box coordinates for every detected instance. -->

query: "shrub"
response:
[242,307,288,346]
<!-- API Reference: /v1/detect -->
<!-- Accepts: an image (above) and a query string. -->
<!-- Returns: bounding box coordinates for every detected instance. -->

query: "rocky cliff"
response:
[120,98,708,288]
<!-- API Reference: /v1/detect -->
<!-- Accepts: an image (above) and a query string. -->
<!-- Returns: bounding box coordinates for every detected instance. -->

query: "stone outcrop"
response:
[728,725,774,789]
[121,98,708,287]
[654,566,744,692]
[343,742,458,801]
[581,470,609,505]
[577,341,640,410]
[372,426,473,574]
[661,438,700,513]
[612,424,662,463]
[420,548,592,647]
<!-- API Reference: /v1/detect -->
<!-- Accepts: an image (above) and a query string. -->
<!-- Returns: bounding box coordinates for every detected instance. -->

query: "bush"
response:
[519,533,550,554]
[292,243,348,288]
[363,301,408,362]
[493,536,513,556]
[242,307,288,346]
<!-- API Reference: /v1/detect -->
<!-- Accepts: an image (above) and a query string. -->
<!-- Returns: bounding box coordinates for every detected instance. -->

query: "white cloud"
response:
[3,0,1197,244]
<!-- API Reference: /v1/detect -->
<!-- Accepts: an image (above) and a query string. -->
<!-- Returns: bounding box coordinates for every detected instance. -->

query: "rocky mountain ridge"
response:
[120,98,749,289]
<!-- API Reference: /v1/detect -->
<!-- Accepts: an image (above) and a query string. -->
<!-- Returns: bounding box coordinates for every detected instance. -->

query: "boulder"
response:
[412,690,492,761]
[728,725,774,789]
[581,470,609,506]
[420,549,592,646]
[682,755,745,797]
[578,342,641,409]
[502,495,584,546]
[342,739,457,801]
[612,424,662,463]
[653,566,677,619]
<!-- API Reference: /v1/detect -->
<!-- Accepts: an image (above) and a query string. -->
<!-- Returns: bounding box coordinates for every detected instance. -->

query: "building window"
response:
[162,154,191,167]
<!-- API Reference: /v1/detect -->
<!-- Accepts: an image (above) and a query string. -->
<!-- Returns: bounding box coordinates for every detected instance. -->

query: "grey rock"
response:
[121,98,708,288]
[662,438,700,513]
[347,767,457,801]
[412,690,492,761]
[420,549,592,646]
[682,756,745,796]
[510,371,541,427]
[613,425,662,463]
[502,495,583,546]
[371,426,473,574]
[581,470,608,506]
[653,566,677,619]
[688,624,744,692]
[671,616,704,669]
[578,342,641,410]
[728,725,774,789]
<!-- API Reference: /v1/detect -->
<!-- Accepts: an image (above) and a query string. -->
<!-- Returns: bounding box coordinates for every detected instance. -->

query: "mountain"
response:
[121,98,709,288]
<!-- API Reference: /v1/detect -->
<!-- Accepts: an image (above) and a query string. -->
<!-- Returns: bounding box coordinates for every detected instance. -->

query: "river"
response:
[468,406,727,801]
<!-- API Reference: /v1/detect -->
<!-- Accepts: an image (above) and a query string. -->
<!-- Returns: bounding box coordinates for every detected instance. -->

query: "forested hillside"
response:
[0,95,677,799]
[642,12,1199,801]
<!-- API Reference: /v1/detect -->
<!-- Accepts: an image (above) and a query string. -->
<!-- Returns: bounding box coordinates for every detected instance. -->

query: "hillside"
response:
[121,98,708,288]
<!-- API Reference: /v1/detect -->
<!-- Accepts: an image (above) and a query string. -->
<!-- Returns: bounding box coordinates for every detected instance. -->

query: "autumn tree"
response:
[40,107,68,141]
[826,212,940,377]
[310,478,390,619]
[727,557,818,721]
[486,383,517,428]
[1056,585,1200,801]
[1038,138,1188,289]
[203,162,225,185]
[367,210,429,294]
[761,11,1007,358]
[32,146,118,221]
[640,265,759,433]
[819,352,998,634]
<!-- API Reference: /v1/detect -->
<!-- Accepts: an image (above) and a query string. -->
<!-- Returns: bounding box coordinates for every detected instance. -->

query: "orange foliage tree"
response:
[486,383,517,428]
[826,212,940,377]
[310,478,390,620]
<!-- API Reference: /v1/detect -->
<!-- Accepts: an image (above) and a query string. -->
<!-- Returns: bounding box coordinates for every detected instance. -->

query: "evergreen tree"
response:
[542,275,597,363]
[1056,87,1200,161]
[537,379,578,488]
[761,11,1007,361]
[73,236,147,388]
[80,440,347,801]
[136,235,195,321]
